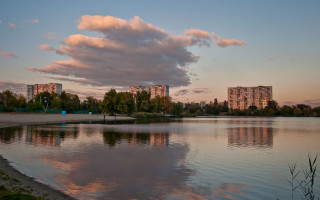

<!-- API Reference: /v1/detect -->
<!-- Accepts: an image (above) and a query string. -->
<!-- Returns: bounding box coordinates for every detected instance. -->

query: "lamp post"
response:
[44,97,48,113]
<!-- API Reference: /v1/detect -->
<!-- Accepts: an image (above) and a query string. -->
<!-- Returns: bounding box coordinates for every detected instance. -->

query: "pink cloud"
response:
[24,19,40,23]
[0,50,17,59]
[184,29,211,39]
[30,15,246,88]
[38,44,55,51]
[8,22,16,29]
[0,20,2,24]
[215,37,247,47]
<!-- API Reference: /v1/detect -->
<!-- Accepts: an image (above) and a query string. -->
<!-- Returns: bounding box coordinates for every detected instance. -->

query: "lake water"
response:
[0,117,320,199]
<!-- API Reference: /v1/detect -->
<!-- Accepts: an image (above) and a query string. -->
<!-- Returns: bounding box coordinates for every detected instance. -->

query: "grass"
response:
[0,186,44,200]
[285,154,318,200]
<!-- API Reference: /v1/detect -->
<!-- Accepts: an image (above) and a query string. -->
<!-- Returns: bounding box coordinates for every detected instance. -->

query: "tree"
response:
[0,90,17,108]
[35,91,52,109]
[150,96,161,113]
[280,105,294,116]
[172,102,184,117]
[26,101,44,110]
[313,107,320,116]
[303,107,313,117]
[51,97,62,109]
[266,100,279,111]
[214,98,218,105]
[16,95,27,108]
[294,107,303,116]
[100,89,117,115]
[160,96,172,114]
[136,91,151,112]
[83,96,99,112]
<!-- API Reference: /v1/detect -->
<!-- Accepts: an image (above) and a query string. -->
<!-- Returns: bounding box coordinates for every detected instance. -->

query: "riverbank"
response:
[0,113,134,199]
[0,113,134,128]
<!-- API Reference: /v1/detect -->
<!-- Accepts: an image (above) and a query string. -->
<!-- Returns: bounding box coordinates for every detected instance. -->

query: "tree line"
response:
[1,89,319,117]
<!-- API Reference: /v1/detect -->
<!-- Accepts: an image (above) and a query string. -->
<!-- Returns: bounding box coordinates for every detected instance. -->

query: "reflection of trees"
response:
[0,126,24,143]
[25,125,79,147]
[103,131,169,147]
[228,126,273,148]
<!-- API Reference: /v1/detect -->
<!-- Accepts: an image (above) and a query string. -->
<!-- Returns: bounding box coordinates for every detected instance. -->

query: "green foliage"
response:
[280,105,294,116]
[26,101,44,111]
[0,186,44,200]
[184,103,203,114]
[100,89,117,114]
[313,107,320,116]
[136,91,151,112]
[150,96,161,113]
[172,102,184,117]
[81,96,99,112]
[294,107,303,116]
[160,96,172,114]
[51,97,62,109]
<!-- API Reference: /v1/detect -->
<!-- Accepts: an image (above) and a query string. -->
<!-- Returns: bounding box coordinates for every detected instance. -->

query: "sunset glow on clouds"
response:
[38,44,54,51]
[0,51,16,59]
[1,1,320,105]
[29,15,246,88]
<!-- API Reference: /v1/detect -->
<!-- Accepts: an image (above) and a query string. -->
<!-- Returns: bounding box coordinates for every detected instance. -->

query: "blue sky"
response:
[1,1,320,106]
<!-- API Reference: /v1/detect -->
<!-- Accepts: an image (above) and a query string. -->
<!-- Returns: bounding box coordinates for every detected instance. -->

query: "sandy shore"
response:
[0,113,134,199]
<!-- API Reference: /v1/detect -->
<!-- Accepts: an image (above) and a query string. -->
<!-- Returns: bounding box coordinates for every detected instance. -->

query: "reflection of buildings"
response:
[26,126,61,147]
[27,83,62,101]
[228,86,272,110]
[228,126,273,148]
[149,133,169,147]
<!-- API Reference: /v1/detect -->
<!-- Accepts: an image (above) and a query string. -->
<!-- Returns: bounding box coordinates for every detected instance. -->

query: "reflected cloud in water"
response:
[42,133,193,200]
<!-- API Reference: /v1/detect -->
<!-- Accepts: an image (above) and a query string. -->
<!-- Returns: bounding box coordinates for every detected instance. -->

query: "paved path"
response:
[0,113,134,128]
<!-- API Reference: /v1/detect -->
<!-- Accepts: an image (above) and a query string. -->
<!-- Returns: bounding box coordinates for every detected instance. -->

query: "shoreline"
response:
[0,113,134,199]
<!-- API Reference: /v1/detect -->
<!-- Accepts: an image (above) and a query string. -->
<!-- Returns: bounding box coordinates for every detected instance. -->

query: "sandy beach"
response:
[0,113,134,199]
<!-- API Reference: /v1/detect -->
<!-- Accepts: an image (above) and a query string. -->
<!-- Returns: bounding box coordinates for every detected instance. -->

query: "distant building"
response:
[228,86,272,110]
[149,85,169,99]
[129,85,169,99]
[129,86,149,96]
[27,83,62,102]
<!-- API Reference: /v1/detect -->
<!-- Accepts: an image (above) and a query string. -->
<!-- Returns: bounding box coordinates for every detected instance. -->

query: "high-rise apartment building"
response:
[27,83,62,102]
[129,85,169,99]
[228,86,272,110]
[129,86,150,96]
[149,85,169,99]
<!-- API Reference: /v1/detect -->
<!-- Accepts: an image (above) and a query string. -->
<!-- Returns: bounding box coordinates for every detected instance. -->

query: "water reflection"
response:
[103,131,169,147]
[43,135,192,199]
[25,125,79,147]
[228,126,273,149]
[0,126,24,143]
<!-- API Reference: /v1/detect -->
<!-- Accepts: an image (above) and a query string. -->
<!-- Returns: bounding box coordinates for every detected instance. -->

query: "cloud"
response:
[46,32,57,40]
[29,15,246,88]
[174,88,210,96]
[8,22,16,29]
[0,51,17,59]
[64,88,105,100]
[38,44,55,52]
[24,19,40,23]
[214,37,247,47]
[303,99,320,108]
[0,81,26,94]
[0,20,2,24]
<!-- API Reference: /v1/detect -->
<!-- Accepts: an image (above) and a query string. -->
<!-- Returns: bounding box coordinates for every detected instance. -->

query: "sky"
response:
[0,0,320,107]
